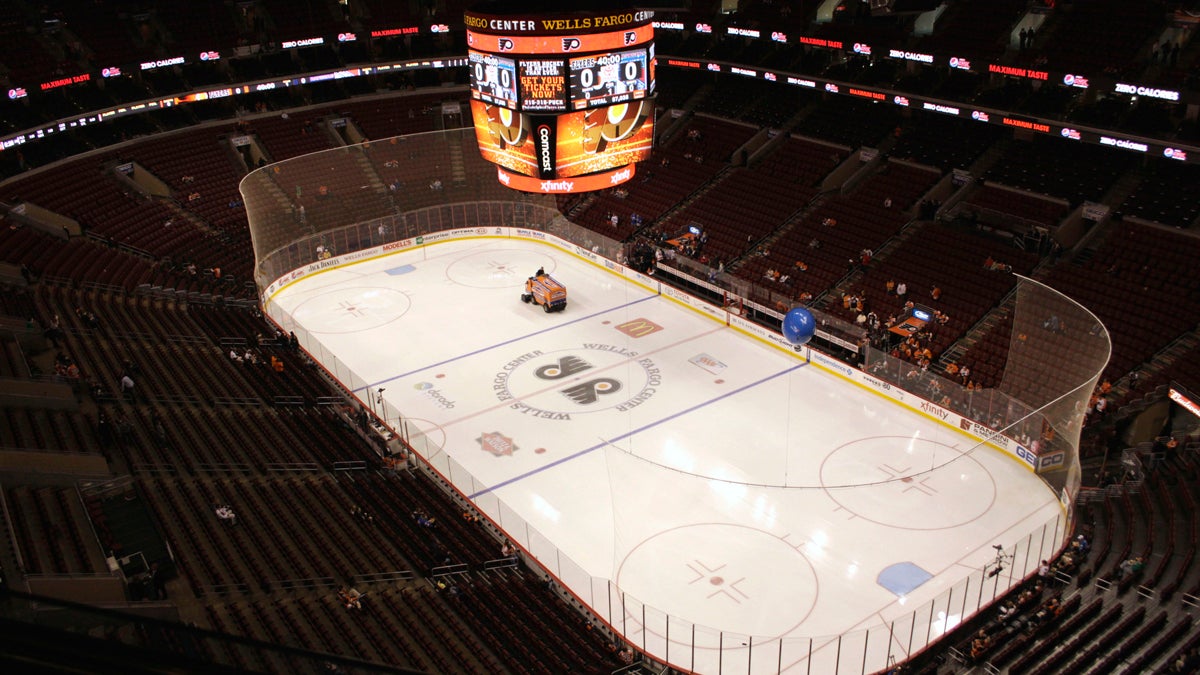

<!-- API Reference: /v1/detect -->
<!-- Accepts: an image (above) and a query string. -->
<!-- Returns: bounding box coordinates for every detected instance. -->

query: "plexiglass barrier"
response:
[245,130,1108,674]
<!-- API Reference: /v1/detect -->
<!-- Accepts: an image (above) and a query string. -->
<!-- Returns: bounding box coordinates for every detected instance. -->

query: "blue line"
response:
[467,361,808,499]
[353,294,659,392]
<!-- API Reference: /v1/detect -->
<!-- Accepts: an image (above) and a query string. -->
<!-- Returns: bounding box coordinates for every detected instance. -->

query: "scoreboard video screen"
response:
[518,59,567,112]
[469,50,518,108]
[569,47,651,110]
[465,6,657,193]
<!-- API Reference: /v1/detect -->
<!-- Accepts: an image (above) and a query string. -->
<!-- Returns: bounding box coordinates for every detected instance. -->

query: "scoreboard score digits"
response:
[469,51,518,108]
[569,48,649,109]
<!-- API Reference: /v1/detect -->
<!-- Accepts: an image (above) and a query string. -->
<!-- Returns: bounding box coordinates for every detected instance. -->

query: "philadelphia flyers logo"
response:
[560,378,622,405]
[623,31,637,45]
[498,38,514,51]
[535,355,592,380]
[561,37,581,51]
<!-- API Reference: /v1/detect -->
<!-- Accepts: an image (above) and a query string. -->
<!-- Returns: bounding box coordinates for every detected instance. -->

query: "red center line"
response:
[435,325,726,433]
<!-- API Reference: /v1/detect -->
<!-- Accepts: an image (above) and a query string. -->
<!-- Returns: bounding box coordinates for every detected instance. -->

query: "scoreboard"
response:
[568,47,652,110]
[468,51,518,109]
[517,59,567,112]
[465,5,656,193]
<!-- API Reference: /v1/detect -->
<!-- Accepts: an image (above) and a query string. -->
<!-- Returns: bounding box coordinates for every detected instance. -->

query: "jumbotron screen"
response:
[568,46,653,110]
[471,98,653,180]
[468,50,519,109]
[465,4,656,193]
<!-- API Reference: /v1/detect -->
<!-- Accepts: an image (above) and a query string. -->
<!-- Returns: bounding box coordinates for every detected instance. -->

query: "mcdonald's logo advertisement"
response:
[614,317,663,338]
[492,344,661,419]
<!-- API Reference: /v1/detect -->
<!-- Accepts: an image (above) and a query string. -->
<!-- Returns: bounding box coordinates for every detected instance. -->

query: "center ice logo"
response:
[533,355,624,405]
[560,377,622,405]
[493,345,660,420]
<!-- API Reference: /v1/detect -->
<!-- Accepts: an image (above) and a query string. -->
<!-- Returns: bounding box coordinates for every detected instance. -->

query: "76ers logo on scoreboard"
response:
[493,345,661,419]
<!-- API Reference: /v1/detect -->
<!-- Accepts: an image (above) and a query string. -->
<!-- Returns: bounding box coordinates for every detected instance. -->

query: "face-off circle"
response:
[819,436,997,530]
[292,286,411,334]
[616,523,818,639]
[445,248,556,289]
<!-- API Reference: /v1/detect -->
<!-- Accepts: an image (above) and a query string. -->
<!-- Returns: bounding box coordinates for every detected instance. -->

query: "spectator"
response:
[500,541,518,560]
[120,373,136,402]
[413,508,437,529]
[337,587,364,610]
[1115,556,1144,580]
[215,504,237,525]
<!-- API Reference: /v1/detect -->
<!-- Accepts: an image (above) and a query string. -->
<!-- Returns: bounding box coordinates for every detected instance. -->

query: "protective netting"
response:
[241,128,561,293]
[245,128,1108,675]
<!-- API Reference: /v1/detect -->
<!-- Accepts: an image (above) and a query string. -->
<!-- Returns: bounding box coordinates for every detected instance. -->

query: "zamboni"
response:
[521,267,567,313]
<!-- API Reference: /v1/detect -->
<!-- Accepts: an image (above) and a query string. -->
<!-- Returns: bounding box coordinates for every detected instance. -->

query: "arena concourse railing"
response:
[243,130,1109,675]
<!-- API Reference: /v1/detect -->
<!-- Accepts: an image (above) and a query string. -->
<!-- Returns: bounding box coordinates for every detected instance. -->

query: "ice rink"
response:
[267,237,1064,673]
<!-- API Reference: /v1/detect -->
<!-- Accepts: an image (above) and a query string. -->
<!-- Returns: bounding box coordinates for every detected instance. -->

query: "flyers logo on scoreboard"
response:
[561,37,581,51]
[498,38,514,51]
[623,31,637,45]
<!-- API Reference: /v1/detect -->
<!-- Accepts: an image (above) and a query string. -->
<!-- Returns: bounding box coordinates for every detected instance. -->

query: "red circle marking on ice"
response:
[436,373,445,379]
[535,448,547,454]
[709,576,724,586]
[715,379,725,384]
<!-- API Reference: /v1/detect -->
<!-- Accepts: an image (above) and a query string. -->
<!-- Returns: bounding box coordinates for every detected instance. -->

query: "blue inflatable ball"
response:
[782,307,816,348]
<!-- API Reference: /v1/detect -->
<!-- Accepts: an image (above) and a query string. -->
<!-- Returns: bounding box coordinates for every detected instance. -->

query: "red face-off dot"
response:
[709,576,724,586]
[535,448,547,454]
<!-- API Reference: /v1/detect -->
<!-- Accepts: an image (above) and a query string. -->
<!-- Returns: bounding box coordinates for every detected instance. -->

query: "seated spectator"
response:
[413,508,437,529]
[215,505,237,524]
[969,630,991,661]
[337,587,364,610]
[1116,556,1144,580]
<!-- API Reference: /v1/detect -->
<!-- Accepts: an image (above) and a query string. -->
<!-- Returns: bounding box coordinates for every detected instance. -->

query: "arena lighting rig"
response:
[465,0,657,194]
